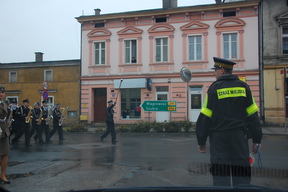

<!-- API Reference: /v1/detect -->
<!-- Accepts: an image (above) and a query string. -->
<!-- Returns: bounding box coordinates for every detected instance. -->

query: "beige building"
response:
[260,0,288,124]
[0,52,81,126]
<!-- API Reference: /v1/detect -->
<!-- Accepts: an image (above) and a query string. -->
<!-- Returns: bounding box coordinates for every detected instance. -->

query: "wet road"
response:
[2,133,288,192]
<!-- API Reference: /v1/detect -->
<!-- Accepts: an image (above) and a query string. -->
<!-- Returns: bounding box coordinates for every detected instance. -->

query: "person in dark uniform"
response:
[196,57,263,187]
[30,102,44,144]
[40,100,50,143]
[48,104,64,142]
[8,100,19,144]
[12,98,32,146]
[100,100,117,144]
[0,85,11,184]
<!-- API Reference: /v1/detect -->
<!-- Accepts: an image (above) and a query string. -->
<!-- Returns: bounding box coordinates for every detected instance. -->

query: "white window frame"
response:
[9,71,17,83]
[124,39,137,64]
[6,96,18,105]
[94,41,106,65]
[44,69,53,82]
[155,37,169,63]
[223,32,238,59]
[188,35,203,61]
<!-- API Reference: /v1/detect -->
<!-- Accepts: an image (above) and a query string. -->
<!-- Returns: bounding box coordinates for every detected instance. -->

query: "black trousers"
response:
[49,123,63,140]
[101,121,116,142]
[41,121,50,142]
[12,121,30,146]
[209,128,251,187]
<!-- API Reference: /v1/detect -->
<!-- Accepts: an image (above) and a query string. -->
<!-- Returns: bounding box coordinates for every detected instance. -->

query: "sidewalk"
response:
[86,124,288,135]
[262,126,288,135]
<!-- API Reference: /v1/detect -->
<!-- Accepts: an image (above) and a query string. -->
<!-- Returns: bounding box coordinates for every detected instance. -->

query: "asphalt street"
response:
[1,128,288,192]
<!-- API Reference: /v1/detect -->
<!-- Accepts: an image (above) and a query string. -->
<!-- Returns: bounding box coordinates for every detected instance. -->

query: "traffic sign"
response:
[42,90,49,100]
[43,81,48,90]
[140,100,177,112]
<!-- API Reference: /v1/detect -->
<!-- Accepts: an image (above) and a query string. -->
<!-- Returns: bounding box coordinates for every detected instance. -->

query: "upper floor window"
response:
[155,38,168,62]
[223,11,236,17]
[282,26,288,54]
[189,35,202,61]
[9,71,17,83]
[95,23,105,28]
[95,42,106,65]
[44,70,53,82]
[223,33,238,59]
[156,17,167,23]
[125,39,137,64]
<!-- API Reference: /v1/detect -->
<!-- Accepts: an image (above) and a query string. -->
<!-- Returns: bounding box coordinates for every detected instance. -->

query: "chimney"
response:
[162,0,177,9]
[35,52,43,62]
[215,0,222,4]
[94,8,101,15]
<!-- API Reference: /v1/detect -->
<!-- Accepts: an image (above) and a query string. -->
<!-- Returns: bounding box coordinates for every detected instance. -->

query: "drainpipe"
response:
[259,0,265,124]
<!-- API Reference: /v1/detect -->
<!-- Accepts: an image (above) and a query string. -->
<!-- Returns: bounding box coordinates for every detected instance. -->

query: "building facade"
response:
[76,0,260,124]
[0,53,81,126]
[260,0,288,124]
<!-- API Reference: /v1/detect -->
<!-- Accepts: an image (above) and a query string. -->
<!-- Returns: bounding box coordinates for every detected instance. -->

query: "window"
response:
[223,11,236,17]
[44,70,53,82]
[155,38,168,62]
[188,36,202,61]
[223,33,238,59]
[121,88,141,119]
[156,17,167,23]
[282,26,288,54]
[124,40,137,63]
[95,42,106,65]
[6,96,18,104]
[9,71,17,83]
[95,23,105,28]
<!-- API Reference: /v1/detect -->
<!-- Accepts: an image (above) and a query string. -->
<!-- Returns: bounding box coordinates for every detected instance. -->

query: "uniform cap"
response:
[211,57,236,69]
[0,85,5,92]
[108,100,113,104]
[34,102,40,107]
[23,98,29,103]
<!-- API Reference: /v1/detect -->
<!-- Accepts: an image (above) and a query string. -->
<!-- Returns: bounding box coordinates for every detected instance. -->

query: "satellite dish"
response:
[180,67,192,82]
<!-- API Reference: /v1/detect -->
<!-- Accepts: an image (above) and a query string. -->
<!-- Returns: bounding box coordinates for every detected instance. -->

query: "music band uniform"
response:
[48,104,64,141]
[100,100,117,144]
[41,100,50,143]
[11,99,31,146]
[30,102,44,144]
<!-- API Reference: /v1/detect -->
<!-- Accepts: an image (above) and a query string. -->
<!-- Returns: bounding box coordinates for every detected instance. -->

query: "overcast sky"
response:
[0,0,215,63]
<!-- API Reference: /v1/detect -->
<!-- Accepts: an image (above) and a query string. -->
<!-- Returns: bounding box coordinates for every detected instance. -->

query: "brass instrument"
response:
[7,106,14,128]
[59,107,69,126]
[37,108,43,125]
[25,106,33,124]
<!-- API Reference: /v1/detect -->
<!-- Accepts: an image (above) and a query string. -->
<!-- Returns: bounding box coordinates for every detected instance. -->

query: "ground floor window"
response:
[121,88,141,119]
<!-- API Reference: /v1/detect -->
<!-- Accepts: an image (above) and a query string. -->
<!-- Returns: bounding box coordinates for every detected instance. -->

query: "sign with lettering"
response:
[140,100,177,112]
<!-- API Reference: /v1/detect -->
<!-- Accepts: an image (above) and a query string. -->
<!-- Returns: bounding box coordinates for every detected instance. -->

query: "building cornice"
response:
[75,0,260,23]
[0,59,80,69]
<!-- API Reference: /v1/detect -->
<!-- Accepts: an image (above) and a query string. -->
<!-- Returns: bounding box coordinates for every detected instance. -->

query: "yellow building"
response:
[0,52,80,126]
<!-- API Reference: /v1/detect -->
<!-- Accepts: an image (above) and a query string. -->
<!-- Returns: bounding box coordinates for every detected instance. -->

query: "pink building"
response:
[76,0,260,124]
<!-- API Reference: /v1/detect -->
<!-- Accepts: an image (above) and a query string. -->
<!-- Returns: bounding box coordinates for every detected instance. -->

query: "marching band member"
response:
[11,99,31,146]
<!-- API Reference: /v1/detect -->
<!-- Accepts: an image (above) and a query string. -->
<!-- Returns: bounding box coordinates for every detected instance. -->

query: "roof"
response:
[75,0,260,23]
[0,59,80,69]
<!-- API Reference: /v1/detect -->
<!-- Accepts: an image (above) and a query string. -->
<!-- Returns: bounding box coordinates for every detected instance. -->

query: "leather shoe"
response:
[112,141,118,145]
[0,178,11,184]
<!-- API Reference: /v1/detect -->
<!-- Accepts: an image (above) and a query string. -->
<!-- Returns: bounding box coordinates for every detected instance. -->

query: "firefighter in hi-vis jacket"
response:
[196,57,263,187]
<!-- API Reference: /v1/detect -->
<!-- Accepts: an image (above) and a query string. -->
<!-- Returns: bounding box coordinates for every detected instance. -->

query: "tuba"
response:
[59,107,70,126]
[25,106,33,123]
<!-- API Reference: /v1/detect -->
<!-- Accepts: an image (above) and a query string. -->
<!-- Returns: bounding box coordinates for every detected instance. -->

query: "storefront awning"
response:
[114,78,146,89]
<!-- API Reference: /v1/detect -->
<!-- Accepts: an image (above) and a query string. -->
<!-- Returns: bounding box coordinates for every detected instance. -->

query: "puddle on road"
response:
[67,143,113,150]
